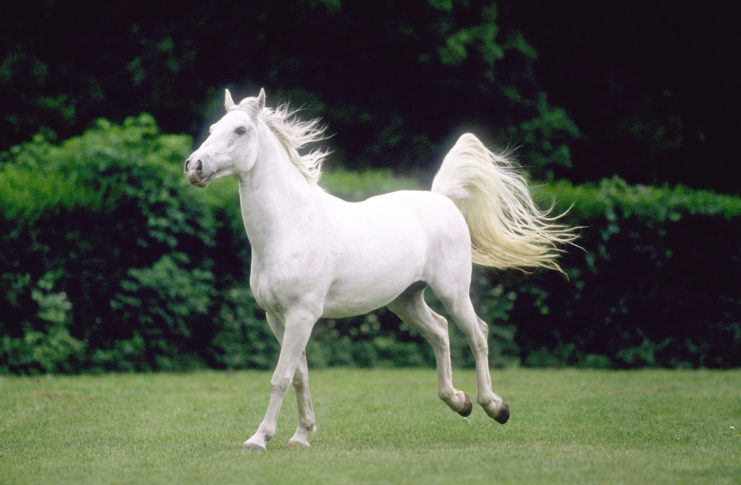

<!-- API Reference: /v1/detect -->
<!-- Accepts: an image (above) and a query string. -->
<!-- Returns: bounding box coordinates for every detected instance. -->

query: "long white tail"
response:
[432,133,578,273]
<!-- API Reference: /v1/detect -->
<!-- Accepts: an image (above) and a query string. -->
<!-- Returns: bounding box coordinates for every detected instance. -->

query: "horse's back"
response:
[361,190,470,244]
[324,189,468,247]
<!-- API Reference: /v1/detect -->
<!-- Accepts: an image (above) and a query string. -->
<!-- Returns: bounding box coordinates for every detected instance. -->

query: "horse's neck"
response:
[237,122,319,257]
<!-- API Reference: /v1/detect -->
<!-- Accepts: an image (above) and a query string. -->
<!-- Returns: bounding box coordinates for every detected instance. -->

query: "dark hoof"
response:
[457,393,473,417]
[494,402,510,424]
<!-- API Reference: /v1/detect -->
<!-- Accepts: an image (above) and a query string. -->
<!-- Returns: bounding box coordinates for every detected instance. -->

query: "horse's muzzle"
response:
[185,158,209,187]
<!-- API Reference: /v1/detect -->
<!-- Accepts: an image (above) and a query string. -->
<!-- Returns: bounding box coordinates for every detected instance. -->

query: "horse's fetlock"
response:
[299,416,316,432]
[262,426,277,441]
[478,393,502,411]
[438,388,455,402]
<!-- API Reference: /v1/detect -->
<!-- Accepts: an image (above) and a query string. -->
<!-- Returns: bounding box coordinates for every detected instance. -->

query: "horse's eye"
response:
[235,126,247,136]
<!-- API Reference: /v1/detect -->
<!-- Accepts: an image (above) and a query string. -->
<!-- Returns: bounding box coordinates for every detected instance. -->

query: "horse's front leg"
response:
[243,308,317,451]
[262,313,316,447]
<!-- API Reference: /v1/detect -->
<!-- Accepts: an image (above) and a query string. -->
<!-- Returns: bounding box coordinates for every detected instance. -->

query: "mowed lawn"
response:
[2,368,739,484]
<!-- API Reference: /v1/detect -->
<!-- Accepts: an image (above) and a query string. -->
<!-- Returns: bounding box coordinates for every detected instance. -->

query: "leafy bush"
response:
[514,177,741,368]
[207,286,279,370]
[0,271,84,373]
[0,115,251,373]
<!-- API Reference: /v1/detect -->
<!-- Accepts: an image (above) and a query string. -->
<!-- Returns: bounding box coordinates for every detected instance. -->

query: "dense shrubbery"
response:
[0,116,269,373]
[514,179,741,368]
[1,118,739,373]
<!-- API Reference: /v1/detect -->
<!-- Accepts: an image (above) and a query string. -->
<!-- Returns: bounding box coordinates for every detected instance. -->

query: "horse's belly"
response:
[321,247,423,318]
[321,276,414,318]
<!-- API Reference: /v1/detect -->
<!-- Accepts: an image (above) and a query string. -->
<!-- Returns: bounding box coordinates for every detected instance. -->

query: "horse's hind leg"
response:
[287,352,316,447]
[437,290,509,423]
[387,288,472,417]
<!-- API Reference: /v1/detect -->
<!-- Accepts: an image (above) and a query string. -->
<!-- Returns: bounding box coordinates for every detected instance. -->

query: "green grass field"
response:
[2,368,739,484]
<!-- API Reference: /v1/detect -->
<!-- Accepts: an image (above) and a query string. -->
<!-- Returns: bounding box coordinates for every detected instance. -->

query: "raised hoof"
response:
[493,402,510,424]
[457,393,473,417]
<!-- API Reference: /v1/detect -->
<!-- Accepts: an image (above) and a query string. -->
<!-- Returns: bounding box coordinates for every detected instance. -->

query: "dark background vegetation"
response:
[2,0,739,373]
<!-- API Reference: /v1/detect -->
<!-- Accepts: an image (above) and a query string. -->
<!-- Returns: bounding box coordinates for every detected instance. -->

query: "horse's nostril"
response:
[185,158,205,177]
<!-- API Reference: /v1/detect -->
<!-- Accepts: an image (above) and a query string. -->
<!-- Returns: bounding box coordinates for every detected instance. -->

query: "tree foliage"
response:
[1,0,578,180]
[499,1,740,193]
[4,1,736,193]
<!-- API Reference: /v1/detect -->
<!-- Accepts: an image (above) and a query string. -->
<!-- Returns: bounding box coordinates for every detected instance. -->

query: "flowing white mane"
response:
[234,97,328,184]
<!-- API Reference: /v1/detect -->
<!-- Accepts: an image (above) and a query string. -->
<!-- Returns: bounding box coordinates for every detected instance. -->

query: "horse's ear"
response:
[225,89,236,111]
[256,88,266,112]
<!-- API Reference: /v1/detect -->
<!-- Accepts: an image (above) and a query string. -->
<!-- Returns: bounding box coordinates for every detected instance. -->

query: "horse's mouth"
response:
[188,174,211,187]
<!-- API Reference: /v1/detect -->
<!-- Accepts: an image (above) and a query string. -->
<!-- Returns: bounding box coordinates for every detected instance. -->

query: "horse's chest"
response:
[249,252,331,315]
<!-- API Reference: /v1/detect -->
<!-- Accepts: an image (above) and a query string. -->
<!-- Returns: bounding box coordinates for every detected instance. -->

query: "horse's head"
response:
[185,88,266,187]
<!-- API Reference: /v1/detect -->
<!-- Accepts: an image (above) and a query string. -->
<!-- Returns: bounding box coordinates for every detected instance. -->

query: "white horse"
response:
[185,88,577,450]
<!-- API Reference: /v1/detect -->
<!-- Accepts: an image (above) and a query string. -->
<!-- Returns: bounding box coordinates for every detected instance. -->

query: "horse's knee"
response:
[270,376,291,395]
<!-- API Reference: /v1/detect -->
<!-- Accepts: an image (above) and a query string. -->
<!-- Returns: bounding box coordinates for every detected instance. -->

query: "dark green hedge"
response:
[517,178,741,368]
[0,116,275,373]
[1,118,739,373]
